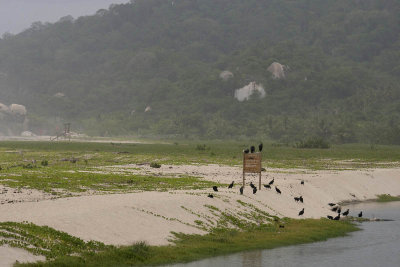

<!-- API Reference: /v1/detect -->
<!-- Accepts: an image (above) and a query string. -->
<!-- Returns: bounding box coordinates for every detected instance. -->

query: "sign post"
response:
[243,152,262,189]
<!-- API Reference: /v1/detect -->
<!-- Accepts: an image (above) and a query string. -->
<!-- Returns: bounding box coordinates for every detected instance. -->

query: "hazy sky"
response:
[0,0,129,35]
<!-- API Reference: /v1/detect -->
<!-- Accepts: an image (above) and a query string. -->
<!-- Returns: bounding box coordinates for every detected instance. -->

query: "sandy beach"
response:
[0,165,399,265]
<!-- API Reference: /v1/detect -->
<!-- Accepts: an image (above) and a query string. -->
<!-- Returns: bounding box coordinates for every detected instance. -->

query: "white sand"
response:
[0,246,44,267]
[0,165,399,265]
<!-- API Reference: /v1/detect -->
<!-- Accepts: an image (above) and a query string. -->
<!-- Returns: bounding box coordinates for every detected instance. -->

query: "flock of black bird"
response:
[326,203,363,220]
[207,144,364,221]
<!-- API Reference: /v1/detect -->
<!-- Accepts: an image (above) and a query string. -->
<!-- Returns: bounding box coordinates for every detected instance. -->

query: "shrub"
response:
[295,138,330,149]
[150,162,161,168]
[41,160,48,166]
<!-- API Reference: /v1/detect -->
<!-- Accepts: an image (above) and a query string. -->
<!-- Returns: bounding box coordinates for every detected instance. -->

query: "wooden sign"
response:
[243,153,261,173]
[243,152,262,189]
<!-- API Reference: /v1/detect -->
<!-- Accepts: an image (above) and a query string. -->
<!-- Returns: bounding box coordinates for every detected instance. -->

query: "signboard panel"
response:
[243,153,261,173]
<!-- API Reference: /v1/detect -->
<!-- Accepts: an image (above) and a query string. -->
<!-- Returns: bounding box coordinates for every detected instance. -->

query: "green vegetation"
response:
[11,219,357,266]
[377,194,400,202]
[0,0,399,143]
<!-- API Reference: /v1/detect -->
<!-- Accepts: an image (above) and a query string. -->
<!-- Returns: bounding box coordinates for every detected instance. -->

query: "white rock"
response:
[234,82,266,102]
[267,62,287,79]
[21,131,35,137]
[53,92,65,98]
[219,70,234,81]
[9,104,27,116]
[0,103,10,113]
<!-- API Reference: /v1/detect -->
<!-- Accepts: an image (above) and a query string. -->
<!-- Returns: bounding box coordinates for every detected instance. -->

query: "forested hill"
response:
[0,0,399,143]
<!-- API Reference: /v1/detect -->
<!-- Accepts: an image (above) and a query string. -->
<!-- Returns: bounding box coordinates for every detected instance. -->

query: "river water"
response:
[171,202,400,267]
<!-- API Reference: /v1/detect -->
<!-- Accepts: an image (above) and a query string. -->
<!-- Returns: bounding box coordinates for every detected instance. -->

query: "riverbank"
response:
[1,166,399,265]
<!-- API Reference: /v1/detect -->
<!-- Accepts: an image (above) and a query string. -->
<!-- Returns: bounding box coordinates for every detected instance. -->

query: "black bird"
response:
[263,184,271,189]
[244,149,250,154]
[253,187,257,194]
[298,208,304,216]
[228,181,234,189]
[258,143,263,152]
[207,194,214,198]
[250,182,256,189]
[328,203,336,207]
[331,206,338,212]
[333,214,341,220]
[358,211,363,218]
[213,186,218,192]
[269,178,275,185]
[240,186,244,195]
[279,224,285,228]
[294,197,300,202]
[301,180,304,185]
[337,208,341,214]
[327,215,334,220]
[342,209,349,216]
[250,146,255,153]
[275,186,281,194]
[299,196,304,203]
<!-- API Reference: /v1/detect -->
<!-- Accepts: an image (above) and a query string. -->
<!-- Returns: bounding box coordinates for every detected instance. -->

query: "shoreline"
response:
[1,165,400,265]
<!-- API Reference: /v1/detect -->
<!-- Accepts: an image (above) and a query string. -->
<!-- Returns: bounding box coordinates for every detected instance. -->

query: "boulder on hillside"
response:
[219,70,234,81]
[234,82,266,102]
[267,62,287,79]
[9,104,27,116]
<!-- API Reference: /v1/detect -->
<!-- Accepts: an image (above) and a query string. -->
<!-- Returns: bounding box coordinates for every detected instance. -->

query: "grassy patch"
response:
[376,194,400,202]
[15,219,358,267]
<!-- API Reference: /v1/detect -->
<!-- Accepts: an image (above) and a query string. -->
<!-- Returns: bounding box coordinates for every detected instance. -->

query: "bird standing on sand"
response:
[299,196,304,203]
[258,143,263,152]
[240,186,244,195]
[294,197,300,202]
[250,182,256,189]
[358,211,363,218]
[298,208,304,216]
[253,187,257,194]
[264,184,271,189]
[342,209,349,216]
[301,180,304,185]
[327,215,334,220]
[269,178,274,185]
[250,146,255,153]
[328,203,336,206]
[228,181,234,189]
[213,186,218,192]
[275,186,281,194]
[334,214,341,220]
[337,208,341,214]
[331,206,338,212]
[208,194,214,198]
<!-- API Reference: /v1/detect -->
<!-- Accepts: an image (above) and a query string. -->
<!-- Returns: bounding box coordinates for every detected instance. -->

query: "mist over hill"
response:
[0,0,399,143]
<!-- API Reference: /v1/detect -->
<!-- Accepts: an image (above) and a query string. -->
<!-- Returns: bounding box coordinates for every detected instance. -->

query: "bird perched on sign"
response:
[258,143,263,152]
[250,146,255,153]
